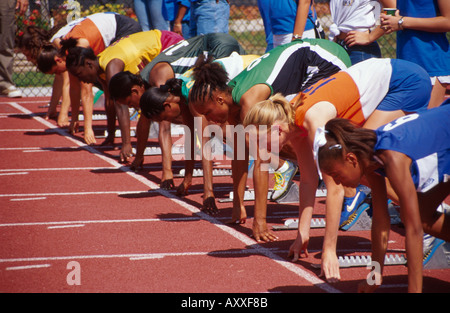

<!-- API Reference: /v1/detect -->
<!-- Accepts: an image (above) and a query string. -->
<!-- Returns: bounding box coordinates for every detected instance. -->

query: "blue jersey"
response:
[374,99,450,192]
[270,0,316,35]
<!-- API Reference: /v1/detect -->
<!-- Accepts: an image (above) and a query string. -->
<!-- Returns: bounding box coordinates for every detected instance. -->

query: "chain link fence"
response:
[14,0,397,97]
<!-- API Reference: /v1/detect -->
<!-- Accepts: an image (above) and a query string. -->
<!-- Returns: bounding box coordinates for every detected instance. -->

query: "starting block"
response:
[274,182,327,204]
[78,113,107,121]
[423,240,450,270]
[175,168,232,177]
[338,254,407,268]
[217,186,327,203]
[311,254,407,269]
[218,189,272,203]
[132,146,185,156]
[272,218,326,230]
[96,129,137,138]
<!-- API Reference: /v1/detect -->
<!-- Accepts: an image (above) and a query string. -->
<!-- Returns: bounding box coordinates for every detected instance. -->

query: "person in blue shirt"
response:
[381,0,450,109]
[316,99,450,293]
[257,0,273,52]
[270,0,319,47]
[163,0,191,38]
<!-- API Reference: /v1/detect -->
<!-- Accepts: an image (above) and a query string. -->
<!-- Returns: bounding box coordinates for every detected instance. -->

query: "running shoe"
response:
[1,85,22,98]
[339,187,368,230]
[271,160,298,201]
[423,234,445,266]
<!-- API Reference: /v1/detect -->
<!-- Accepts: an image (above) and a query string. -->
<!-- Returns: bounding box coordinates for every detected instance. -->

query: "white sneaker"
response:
[271,161,298,200]
[2,86,22,98]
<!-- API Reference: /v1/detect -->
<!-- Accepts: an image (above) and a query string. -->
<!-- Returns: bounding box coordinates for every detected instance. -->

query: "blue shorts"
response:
[377,59,431,113]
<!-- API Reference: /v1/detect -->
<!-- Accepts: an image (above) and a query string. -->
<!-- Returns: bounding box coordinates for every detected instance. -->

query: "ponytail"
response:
[36,42,59,73]
[16,26,53,62]
[189,54,230,106]
[243,93,295,129]
[60,38,96,69]
[140,78,183,119]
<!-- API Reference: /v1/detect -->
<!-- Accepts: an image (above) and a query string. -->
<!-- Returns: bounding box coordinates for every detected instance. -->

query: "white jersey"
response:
[51,12,118,48]
[329,0,377,41]
[343,58,392,119]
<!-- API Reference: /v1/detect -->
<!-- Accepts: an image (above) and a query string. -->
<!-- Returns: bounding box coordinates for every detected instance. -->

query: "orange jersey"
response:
[294,71,365,129]
[64,17,106,55]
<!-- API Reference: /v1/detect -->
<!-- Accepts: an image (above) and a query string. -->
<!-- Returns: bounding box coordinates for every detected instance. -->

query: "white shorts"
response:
[272,28,316,48]
[431,76,450,85]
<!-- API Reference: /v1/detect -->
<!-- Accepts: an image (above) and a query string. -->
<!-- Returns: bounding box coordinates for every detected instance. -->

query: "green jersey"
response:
[228,39,351,105]
[140,33,245,83]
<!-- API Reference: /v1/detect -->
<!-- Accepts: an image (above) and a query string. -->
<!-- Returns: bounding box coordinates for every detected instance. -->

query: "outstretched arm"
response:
[378,150,423,293]
[358,171,391,293]
[105,59,133,162]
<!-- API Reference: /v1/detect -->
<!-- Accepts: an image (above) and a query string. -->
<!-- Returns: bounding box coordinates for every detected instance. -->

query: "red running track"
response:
[0,97,449,294]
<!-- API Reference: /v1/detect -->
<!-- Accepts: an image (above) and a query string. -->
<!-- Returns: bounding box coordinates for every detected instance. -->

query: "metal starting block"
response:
[311,254,407,269]
[78,113,107,121]
[338,254,407,268]
[272,218,326,230]
[96,129,137,138]
[423,240,450,270]
[132,146,185,156]
[218,189,272,203]
[174,168,233,177]
[218,182,326,204]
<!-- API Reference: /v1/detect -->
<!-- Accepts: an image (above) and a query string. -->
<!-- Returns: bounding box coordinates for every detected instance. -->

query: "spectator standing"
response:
[189,0,230,37]
[327,0,394,65]
[381,0,450,108]
[163,0,191,38]
[270,0,319,48]
[134,0,170,31]
[257,0,273,52]
[0,0,28,98]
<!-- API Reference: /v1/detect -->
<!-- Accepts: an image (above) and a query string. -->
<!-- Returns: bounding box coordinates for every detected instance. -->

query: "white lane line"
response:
[0,129,48,132]
[0,186,233,198]
[6,264,51,271]
[0,172,28,176]
[0,146,79,151]
[6,101,341,294]
[0,190,148,198]
[0,214,299,228]
[47,224,85,230]
[10,197,47,201]
[0,249,284,264]
[0,167,119,172]
[0,217,200,228]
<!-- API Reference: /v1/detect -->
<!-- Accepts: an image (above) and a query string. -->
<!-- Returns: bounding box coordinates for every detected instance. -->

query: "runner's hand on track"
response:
[84,128,97,146]
[119,143,134,163]
[129,157,144,172]
[176,181,191,196]
[288,232,309,262]
[252,219,278,242]
[160,179,175,190]
[320,251,341,283]
[202,196,218,215]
